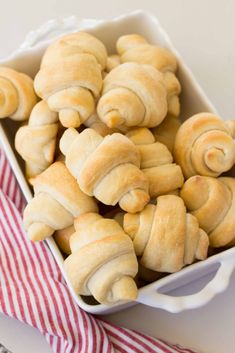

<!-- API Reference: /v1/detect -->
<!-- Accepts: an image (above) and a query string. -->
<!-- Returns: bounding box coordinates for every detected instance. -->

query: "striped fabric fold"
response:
[0,147,198,353]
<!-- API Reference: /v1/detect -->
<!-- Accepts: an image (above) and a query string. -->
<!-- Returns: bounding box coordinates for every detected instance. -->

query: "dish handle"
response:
[19,16,104,50]
[137,251,235,313]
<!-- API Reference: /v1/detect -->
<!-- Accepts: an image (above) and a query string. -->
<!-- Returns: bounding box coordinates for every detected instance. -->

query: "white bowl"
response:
[1,10,235,315]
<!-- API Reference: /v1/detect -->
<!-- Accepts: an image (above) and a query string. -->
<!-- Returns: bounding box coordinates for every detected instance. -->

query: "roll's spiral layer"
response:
[116,34,181,117]
[64,213,138,304]
[15,101,59,181]
[126,127,184,197]
[0,67,38,121]
[34,32,106,128]
[123,195,209,273]
[60,127,150,213]
[181,175,235,247]
[174,113,235,178]
[23,162,98,241]
[97,62,167,128]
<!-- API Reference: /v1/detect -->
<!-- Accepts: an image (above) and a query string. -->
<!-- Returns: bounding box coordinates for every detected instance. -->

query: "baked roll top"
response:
[124,195,209,273]
[181,175,235,247]
[174,113,235,178]
[0,67,37,120]
[34,32,107,128]
[97,62,167,128]
[60,128,150,213]
[23,161,98,241]
[64,213,138,304]
[15,100,59,181]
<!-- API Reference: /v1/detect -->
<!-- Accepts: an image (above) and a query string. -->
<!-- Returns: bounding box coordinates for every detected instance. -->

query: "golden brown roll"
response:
[23,162,98,241]
[0,66,37,120]
[97,62,167,129]
[64,213,138,304]
[124,195,209,273]
[116,34,181,117]
[181,175,235,247]
[60,127,150,213]
[116,34,177,73]
[126,127,184,197]
[34,32,106,128]
[174,113,235,178]
[15,101,59,182]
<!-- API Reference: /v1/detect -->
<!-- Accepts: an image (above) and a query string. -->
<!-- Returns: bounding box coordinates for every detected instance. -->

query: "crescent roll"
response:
[126,127,184,197]
[64,213,138,304]
[34,32,106,128]
[23,161,98,241]
[0,67,37,120]
[60,127,150,213]
[116,34,177,72]
[123,195,209,273]
[181,175,235,247]
[97,62,167,128]
[174,113,235,178]
[15,100,59,182]
[116,34,181,117]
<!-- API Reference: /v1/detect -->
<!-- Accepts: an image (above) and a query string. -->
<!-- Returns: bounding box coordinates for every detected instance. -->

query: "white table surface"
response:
[1,1,235,352]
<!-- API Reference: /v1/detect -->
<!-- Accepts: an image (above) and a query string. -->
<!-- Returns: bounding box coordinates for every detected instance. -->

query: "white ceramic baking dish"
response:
[1,10,235,315]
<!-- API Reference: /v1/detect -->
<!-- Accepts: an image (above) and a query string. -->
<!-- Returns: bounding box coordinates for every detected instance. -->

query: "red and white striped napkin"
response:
[0,147,198,353]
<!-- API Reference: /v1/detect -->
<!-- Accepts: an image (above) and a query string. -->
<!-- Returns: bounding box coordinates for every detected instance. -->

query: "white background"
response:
[1,1,235,352]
